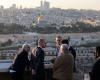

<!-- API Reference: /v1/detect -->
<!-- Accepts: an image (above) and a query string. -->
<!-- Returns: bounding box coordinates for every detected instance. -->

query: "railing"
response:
[0,60,91,80]
[0,59,53,80]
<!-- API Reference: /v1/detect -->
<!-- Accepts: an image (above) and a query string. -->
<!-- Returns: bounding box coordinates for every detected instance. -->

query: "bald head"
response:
[60,44,69,54]
[38,38,46,48]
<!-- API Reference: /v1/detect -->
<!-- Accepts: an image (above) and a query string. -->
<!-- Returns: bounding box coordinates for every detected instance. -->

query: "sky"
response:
[0,0,100,10]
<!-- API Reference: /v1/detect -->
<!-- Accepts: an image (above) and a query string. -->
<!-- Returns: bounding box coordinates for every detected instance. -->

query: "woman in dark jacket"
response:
[9,44,30,80]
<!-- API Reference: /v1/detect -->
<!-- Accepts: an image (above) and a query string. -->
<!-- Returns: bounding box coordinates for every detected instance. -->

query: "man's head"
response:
[38,38,46,48]
[95,46,100,58]
[56,35,62,47]
[60,44,69,54]
[61,39,69,45]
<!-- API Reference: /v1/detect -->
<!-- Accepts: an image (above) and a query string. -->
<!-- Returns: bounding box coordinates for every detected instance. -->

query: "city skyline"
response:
[0,0,100,10]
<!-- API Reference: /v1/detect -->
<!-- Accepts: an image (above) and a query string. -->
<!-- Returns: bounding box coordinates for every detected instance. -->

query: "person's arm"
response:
[13,53,22,65]
[9,53,22,71]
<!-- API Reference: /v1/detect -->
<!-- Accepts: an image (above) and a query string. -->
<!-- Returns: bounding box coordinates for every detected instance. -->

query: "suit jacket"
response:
[69,46,76,72]
[31,47,45,80]
[69,46,76,59]
[53,52,74,80]
[90,58,100,80]
[31,47,45,72]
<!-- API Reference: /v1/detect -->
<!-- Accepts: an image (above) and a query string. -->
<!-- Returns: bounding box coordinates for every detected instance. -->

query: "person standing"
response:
[9,44,31,80]
[90,46,100,80]
[61,39,76,72]
[55,35,62,56]
[53,44,74,80]
[31,38,46,80]
[50,35,62,64]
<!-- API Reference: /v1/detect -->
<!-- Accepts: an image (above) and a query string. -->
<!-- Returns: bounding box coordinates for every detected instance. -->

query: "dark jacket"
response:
[31,47,45,80]
[10,50,30,73]
[31,47,45,71]
[90,58,100,80]
[69,46,76,72]
[69,46,76,60]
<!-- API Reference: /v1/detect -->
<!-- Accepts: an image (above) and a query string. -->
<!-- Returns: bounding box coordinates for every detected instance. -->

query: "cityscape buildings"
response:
[0,1,100,80]
[0,1,100,27]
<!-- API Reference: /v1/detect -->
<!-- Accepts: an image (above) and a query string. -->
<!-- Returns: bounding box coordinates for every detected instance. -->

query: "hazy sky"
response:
[0,0,100,10]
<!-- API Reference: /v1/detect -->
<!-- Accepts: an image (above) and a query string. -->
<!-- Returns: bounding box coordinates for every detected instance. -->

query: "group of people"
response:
[55,36,100,80]
[9,38,46,80]
[9,35,100,80]
[53,36,75,80]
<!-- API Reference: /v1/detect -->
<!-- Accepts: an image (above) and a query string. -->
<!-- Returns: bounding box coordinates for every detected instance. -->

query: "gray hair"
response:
[22,43,30,50]
[61,44,69,49]
[60,44,69,53]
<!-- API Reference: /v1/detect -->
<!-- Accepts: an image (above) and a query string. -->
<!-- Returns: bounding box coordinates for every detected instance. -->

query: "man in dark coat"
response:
[31,38,46,80]
[9,44,30,80]
[90,46,100,80]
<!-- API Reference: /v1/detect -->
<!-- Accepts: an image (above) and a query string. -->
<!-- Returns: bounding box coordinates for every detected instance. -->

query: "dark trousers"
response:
[32,75,36,80]
[32,74,45,80]
[52,78,58,80]
[36,72,45,80]
[32,70,45,80]
[10,72,24,80]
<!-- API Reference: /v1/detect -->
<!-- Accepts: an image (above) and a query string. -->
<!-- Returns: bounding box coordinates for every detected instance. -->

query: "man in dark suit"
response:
[90,46,100,80]
[31,38,46,80]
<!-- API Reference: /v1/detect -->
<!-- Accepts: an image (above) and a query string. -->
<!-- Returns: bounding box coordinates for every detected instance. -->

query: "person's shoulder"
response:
[32,47,42,55]
[60,53,70,60]
[65,53,74,61]
[68,52,73,57]
[37,47,43,51]
[69,46,75,50]
[16,51,23,57]
[93,59,100,68]
[96,59,100,65]
[32,47,41,53]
